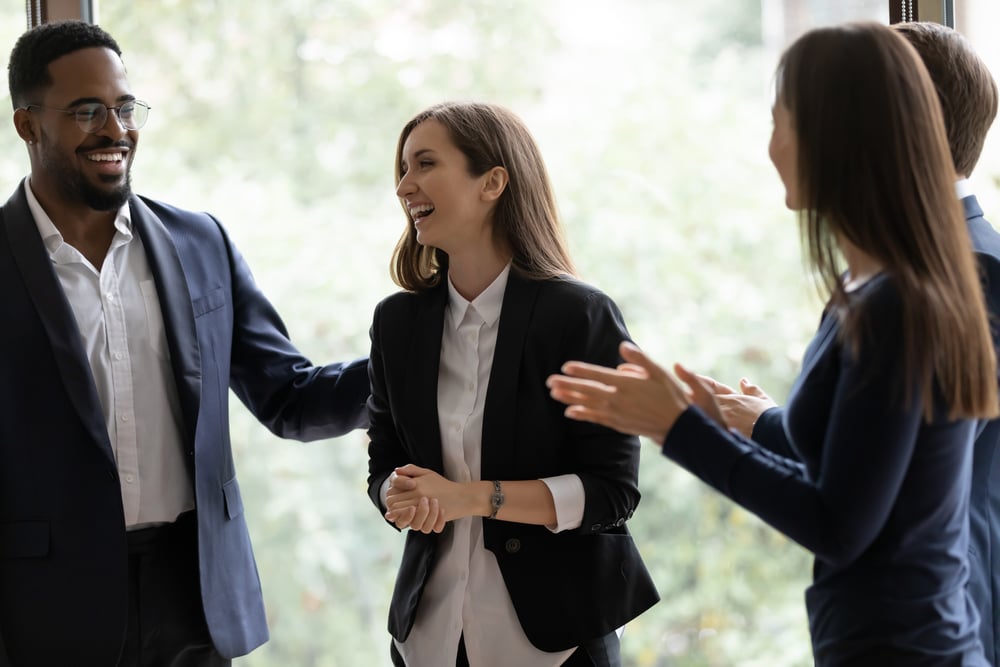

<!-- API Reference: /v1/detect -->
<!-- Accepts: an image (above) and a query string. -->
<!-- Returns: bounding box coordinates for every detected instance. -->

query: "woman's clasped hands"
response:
[384,464,468,533]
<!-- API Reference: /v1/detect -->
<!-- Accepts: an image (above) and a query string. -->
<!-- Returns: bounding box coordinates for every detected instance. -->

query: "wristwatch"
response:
[488,480,504,520]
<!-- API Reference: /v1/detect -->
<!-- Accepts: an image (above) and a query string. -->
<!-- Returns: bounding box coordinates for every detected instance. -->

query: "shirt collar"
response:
[24,177,133,256]
[955,178,974,200]
[445,263,511,330]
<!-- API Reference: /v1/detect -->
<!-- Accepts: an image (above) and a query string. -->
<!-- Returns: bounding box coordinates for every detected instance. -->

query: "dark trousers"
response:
[118,511,229,667]
[390,631,621,666]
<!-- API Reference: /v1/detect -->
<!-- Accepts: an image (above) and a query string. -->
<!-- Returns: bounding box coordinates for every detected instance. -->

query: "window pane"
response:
[0,7,26,189]
[960,0,1000,219]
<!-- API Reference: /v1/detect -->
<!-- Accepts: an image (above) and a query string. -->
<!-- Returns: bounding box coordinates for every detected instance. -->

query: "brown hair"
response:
[390,102,575,291]
[776,22,997,420]
[893,21,998,177]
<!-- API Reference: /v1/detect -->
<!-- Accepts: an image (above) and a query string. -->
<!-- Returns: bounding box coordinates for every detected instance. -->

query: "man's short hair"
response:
[894,22,998,176]
[8,20,122,110]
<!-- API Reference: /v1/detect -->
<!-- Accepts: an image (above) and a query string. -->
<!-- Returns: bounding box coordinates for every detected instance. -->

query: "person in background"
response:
[547,22,996,665]
[0,20,369,666]
[366,101,658,667]
[699,20,1000,664]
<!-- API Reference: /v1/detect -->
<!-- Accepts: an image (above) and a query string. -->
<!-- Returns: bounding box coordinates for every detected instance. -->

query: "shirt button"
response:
[120,414,130,422]
[113,352,123,361]
[125,474,134,484]
[106,292,115,302]
[466,382,474,392]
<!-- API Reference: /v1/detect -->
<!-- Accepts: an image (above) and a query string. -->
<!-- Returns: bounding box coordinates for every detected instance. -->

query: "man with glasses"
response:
[0,20,369,667]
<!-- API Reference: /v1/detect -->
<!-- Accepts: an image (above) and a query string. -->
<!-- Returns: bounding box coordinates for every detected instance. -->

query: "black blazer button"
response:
[615,517,625,527]
[505,538,521,554]
[590,523,602,532]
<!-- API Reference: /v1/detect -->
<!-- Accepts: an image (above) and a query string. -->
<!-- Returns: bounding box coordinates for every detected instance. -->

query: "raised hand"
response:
[546,342,691,446]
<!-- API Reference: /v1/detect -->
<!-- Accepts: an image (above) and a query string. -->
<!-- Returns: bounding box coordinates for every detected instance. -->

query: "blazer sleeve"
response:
[366,297,400,516]
[559,290,644,535]
[219,219,370,440]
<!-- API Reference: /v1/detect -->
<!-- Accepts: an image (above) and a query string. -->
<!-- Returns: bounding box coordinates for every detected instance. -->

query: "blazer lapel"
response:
[405,282,448,473]
[129,196,202,443]
[481,272,539,477]
[2,181,114,462]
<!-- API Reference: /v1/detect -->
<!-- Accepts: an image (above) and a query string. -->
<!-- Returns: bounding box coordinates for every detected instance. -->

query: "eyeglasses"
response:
[22,99,151,133]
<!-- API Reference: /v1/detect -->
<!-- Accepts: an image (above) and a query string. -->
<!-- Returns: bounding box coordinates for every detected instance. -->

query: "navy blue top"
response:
[663,273,985,664]
[753,196,1000,664]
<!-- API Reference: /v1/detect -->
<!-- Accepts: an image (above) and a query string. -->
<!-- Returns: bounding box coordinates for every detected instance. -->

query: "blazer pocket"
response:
[0,520,49,558]
[193,287,226,318]
[223,477,245,520]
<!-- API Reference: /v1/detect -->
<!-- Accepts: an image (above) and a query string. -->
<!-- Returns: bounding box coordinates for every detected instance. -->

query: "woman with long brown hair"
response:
[548,23,996,665]
[366,102,658,667]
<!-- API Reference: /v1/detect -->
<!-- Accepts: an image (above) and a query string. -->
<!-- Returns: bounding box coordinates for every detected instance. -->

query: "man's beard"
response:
[76,173,132,211]
[40,138,134,211]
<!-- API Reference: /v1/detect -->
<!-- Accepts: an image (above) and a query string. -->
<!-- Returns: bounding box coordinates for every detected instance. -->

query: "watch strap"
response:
[488,480,504,520]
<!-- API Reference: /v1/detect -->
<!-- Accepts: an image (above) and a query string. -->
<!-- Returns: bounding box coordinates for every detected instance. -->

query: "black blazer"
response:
[366,271,659,653]
[0,181,369,665]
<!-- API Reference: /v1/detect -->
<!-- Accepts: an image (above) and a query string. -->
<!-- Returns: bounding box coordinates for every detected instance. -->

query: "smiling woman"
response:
[369,100,658,667]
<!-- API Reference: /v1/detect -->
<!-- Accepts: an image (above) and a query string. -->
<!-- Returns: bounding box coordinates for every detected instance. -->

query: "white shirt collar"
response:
[955,177,974,200]
[23,177,133,256]
[445,263,511,330]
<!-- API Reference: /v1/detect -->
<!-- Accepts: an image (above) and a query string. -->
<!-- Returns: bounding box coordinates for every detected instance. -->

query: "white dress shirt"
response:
[26,181,193,529]
[393,264,585,667]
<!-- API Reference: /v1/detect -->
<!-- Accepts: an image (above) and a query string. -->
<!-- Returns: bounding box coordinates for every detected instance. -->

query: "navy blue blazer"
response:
[0,181,369,665]
[366,273,659,652]
[961,194,1000,665]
